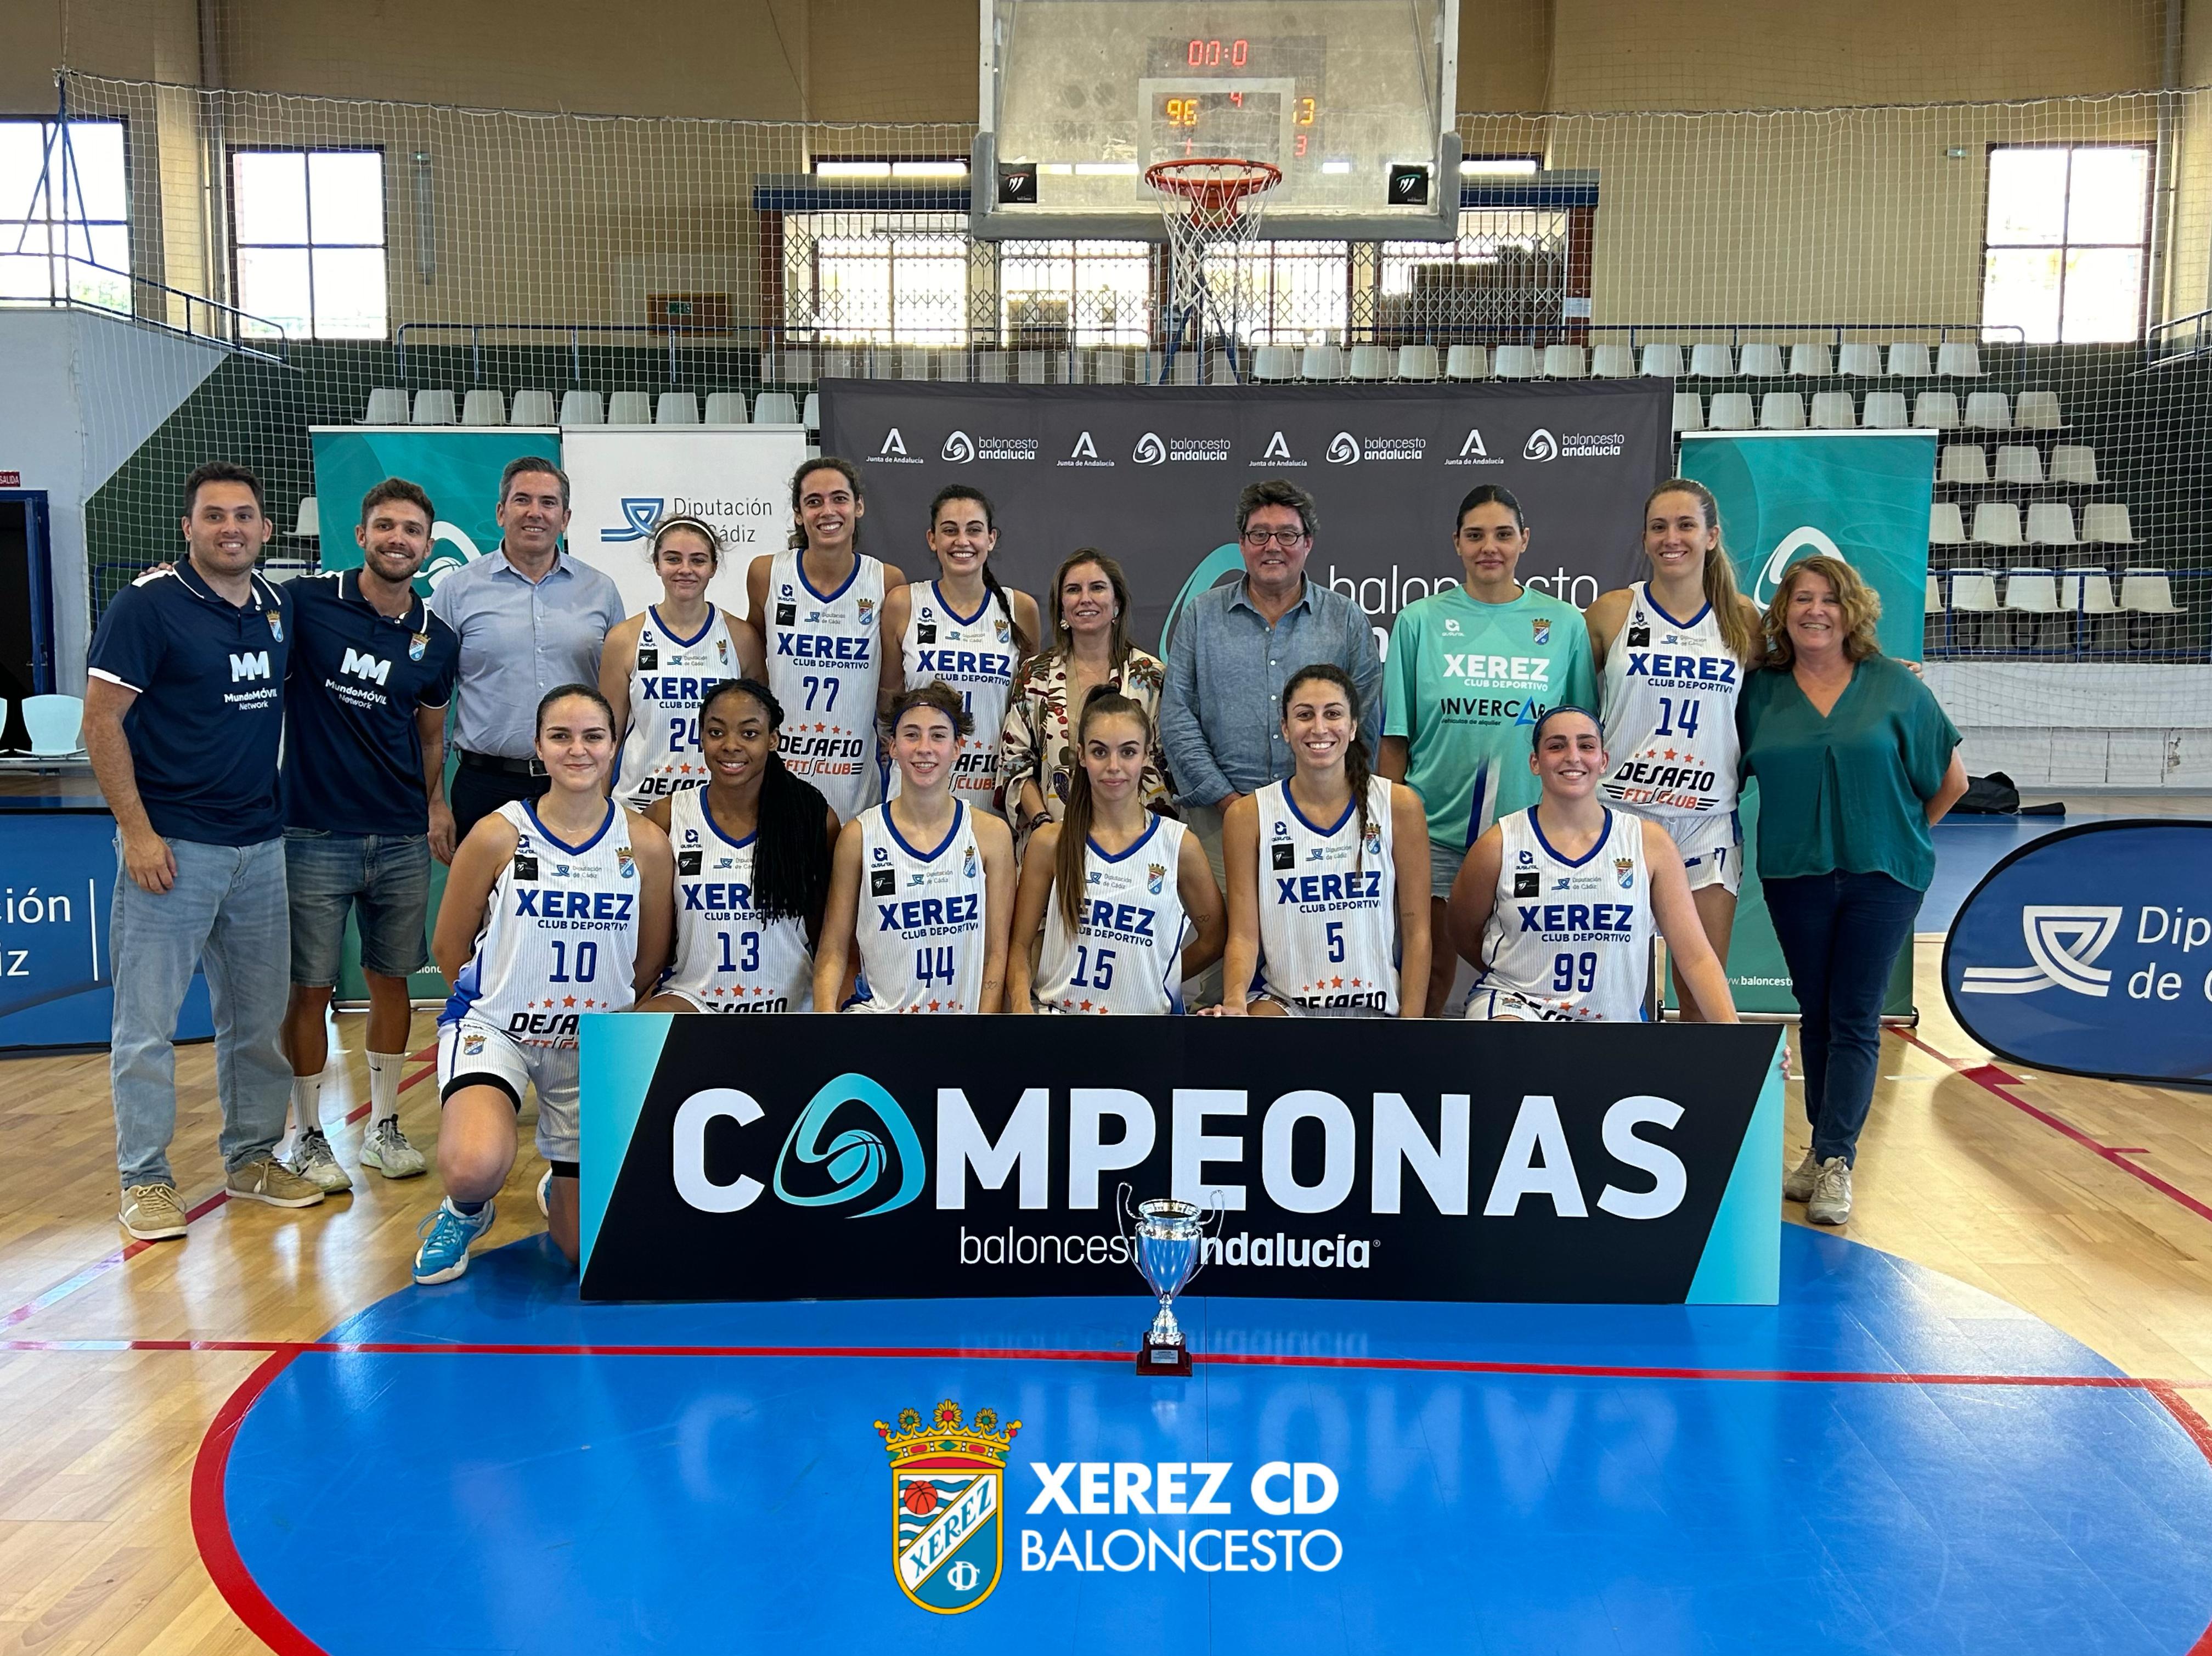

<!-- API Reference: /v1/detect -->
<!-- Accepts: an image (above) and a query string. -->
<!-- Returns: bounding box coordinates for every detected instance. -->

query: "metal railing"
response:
[0,256,290,365]
[2145,307,2212,365]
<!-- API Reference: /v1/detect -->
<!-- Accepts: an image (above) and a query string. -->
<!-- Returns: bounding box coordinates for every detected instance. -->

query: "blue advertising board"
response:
[0,807,212,1049]
[1942,818,2212,1085]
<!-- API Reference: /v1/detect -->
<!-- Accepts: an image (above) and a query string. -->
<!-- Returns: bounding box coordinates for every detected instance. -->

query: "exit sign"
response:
[0,471,19,487]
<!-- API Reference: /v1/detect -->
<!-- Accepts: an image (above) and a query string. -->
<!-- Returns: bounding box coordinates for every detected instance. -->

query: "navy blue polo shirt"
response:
[87,562,292,846]
[281,569,461,835]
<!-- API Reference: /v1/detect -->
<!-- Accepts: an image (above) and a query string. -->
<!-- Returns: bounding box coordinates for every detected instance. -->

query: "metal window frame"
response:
[226,143,389,341]
[1980,140,2154,344]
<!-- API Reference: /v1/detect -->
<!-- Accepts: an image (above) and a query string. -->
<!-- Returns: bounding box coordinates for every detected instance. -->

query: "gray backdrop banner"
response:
[819,380,1674,656]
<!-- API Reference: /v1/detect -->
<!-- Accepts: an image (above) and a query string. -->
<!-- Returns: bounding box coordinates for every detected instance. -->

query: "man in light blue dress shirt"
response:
[1159,477,1383,1002]
[427,457,626,837]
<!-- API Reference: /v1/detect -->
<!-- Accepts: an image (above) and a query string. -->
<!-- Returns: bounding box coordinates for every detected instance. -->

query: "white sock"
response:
[289,1071,324,1144]
[365,1050,403,1123]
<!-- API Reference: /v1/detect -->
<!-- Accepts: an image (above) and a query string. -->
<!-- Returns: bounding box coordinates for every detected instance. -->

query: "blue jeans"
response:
[110,836,292,1186]
[1762,870,1923,1166]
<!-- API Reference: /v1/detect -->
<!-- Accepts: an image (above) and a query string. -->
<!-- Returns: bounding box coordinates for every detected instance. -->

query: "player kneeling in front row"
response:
[1006,686,1224,1013]
[1215,664,1431,1017]
[639,679,838,1012]
[1449,706,1736,1023]
[414,685,673,1283]
[815,681,1016,1013]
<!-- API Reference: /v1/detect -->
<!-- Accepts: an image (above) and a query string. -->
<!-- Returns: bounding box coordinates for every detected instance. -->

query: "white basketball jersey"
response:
[765,549,887,821]
[1599,583,1743,819]
[896,581,1017,815]
[1475,807,1652,1022]
[850,802,988,1014]
[1252,777,1399,1016]
[1034,815,1191,1014]
[613,605,741,810]
[662,787,814,1012]
[441,799,641,1046]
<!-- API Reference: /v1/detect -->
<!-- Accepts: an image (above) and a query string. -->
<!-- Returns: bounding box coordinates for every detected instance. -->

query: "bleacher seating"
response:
[1912,391,1961,429]
[607,391,652,424]
[2014,390,2065,429]
[1935,341,1983,377]
[1542,344,1588,378]
[558,390,603,425]
[1971,503,2024,546]
[1737,342,1786,376]
[2082,503,2138,544]
[1397,345,1440,381]
[752,391,799,424]
[2024,503,2076,546]
[1589,343,1637,377]
[1639,342,1684,376]
[1348,346,1395,381]
[1672,393,1703,432]
[703,392,748,425]
[1446,344,1489,379]
[411,390,455,426]
[1861,391,1908,428]
[656,392,699,425]
[1301,345,1345,381]
[1886,343,1932,376]
[510,389,556,425]
[1759,391,1806,430]
[1809,391,1855,428]
[1991,445,2042,485]
[461,388,506,426]
[1249,345,1297,381]
[1689,343,1734,376]
[1790,344,1833,376]
[1836,342,1884,376]
[1963,391,2012,429]
[1493,345,1539,379]
[364,387,409,424]
[1706,393,1754,430]
[1928,503,1967,544]
[1939,445,1988,485]
[2047,444,2098,485]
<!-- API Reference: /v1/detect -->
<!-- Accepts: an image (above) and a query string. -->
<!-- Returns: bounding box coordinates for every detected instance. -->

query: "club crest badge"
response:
[266,610,284,642]
[1147,861,1166,895]
[617,846,637,878]
[857,595,877,627]
[963,843,978,880]
[461,1030,486,1057]
[1615,856,1635,890]
[1531,618,1551,646]
[876,1399,1020,1615]
[408,630,428,661]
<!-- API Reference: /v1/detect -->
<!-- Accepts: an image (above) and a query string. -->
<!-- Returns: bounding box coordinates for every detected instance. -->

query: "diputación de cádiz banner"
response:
[578,1016,1786,1305]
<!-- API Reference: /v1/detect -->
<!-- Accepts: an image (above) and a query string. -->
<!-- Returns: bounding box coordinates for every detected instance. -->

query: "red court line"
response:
[189,1345,325,1656]
[0,1039,439,1334]
[1895,1028,2212,1227]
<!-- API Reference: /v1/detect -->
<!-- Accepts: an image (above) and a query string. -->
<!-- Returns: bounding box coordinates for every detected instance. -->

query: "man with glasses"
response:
[1159,478,1383,1004]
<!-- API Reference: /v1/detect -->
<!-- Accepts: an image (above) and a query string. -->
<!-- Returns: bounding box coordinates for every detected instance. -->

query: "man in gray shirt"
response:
[427,456,626,838]
[1159,477,1383,1000]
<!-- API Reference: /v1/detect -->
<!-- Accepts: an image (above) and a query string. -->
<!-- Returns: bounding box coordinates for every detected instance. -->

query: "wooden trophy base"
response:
[1138,1336,1192,1377]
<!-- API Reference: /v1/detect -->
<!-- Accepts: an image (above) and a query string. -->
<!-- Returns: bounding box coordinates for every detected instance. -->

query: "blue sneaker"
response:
[413,1198,495,1285]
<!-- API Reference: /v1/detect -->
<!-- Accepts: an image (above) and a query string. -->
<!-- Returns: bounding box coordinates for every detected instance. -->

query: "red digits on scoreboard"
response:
[1186,38,1251,67]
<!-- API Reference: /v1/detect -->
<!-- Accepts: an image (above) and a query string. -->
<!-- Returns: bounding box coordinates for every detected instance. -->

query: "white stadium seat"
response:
[1349,345,1396,381]
[1936,341,1984,376]
[1939,445,1988,485]
[2014,390,2065,429]
[702,392,748,426]
[751,391,799,425]
[1493,345,1539,379]
[1590,343,1637,378]
[656,392,699,425]
[411,389,455,426]
[2081,503,2139,544]
[2003,567,2059,614]
[802,393,821,430]
[1397,345,1441,381]
[1738,341,1786,376]
[2047,444,2100,485]
[1639,342,1684,376]
[1706,393,1754,430]
[1949,569,2000,613]
[1542,343,1588,379]
[1971,503,2023,546]
[1963,392,2012,429]
[1689,342,1734,376]
[363,386,409,424]
[1301,345,1346,381]
[1446,344,1490,379]
[1886,342,1933,376]
[1836,342,1884,376]
[461,388,506,426]
[2120,569,2185,615]
[1928,503,1967,544]
[1018,351,1049,384]
[1790,343,1834,376]
[557,390,603,425]
[1991,445,2044,485]
[1249,345,1298,381]
[1860,391,1909,428]
[509,389,556,426]
[606,391,652,424]
[1926,574,1945,614]
[1086,348,1128,385]
[1759,391,1807,430]
[1809,391,1857,428]
[1672,393,1704,433]
[1912,391,1961,429]
[2067,568,2120,621]
[2024,503,2076,545]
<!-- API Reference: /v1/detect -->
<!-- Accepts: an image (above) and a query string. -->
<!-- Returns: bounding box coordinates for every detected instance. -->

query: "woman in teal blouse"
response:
[1736,555,1966,1227]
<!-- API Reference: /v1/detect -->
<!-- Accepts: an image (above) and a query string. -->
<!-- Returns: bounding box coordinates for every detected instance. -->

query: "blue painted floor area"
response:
[224,1228,2212,1655]
[1921,813,2101,932]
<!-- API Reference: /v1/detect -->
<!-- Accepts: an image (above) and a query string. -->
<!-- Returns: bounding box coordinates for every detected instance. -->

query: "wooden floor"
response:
[2,946,2208,1654]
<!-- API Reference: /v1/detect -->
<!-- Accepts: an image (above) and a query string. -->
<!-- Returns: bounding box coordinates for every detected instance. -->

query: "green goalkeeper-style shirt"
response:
[1384,582,1597,849]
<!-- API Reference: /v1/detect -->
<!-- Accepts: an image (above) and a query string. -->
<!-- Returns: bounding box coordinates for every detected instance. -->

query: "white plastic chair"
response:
[2120,570,2185,615]
[1971,503,2023,547]
[802,393,821,430]
[1445,344,1489,379]
[410,389,455,426]
[1759,391,1807,430]
[656,392,699,425]
[1590,343,1637,378]
[1928,503,1967,544]
[1672,393,1704,433]
[1861,391,1909,429]
[2025,503,2077,546]
[1926,575,1945,614]
[557,390,604,426]
[1300,345,1346,381]
[2004,567,2059,610]
[1939,445,1989,485]
[1348,345,1396,381]
[1836,342,1884,377]
[1738,341,1787,376]
[1886,343,1933,377]
[606,391,652,425]
[292,497,320,539]
[1493,345,1539,379]
[1249,345,1298,381]
[703,392,748,426]
[2047,444,2099,485]
[1790,343,1834,377]
[1397,345,1440,381]
[2082,504,2138,544]
[1949,570,2000,614]
[510,389,556,426]
[1912,392,1961,429]
[1991,445,2044,485]
[1936,341,1984,377]
[1689,343,1734,377]
[1706,393,1754,430]
[2014,391,2064,430]
[1639,342,1684,377]
[461,388,506,426]
[752,391,799,425]
[1809,391,1857,429]
[363,387,409,424]
[21,694,85,757]
[1017,351,1049,385]
[1541,343,1588,379]
[1963,392,2012,430]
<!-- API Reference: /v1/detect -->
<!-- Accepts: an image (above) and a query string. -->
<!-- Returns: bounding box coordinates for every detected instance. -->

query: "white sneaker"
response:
[1782,1150,1820,1203]
[1806,1157,1853,1225]
[289,1128,353,1193]
[537,1167,552,1217]
[360,1116,427,1179]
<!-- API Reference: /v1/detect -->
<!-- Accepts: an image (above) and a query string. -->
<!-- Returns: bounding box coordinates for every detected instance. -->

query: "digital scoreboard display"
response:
[1143,35,1325,170]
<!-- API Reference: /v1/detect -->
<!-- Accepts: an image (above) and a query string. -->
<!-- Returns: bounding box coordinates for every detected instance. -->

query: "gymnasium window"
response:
[999,241,1155,346]
[1381,209,1570,339]
[1982,144,2150,343]
[783,210,970,345]
[1203,241,1350,345]
[230,148,388,340]
[0,118,129,309]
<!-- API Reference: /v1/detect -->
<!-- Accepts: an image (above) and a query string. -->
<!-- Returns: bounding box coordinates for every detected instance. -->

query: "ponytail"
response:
[1282,663,1374,874]
[699,679,832,932]
[1054,685,1153,936]
[1645,478,1762,666]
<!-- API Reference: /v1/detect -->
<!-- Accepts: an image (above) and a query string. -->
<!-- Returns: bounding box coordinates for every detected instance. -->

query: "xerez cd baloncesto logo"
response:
[877,1399,1020,1613]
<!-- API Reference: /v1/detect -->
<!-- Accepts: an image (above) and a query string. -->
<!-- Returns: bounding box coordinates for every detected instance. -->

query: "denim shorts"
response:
[284,829,432,986]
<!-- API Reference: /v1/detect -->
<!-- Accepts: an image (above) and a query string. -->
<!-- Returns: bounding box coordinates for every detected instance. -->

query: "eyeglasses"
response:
[1240,527,1309,548]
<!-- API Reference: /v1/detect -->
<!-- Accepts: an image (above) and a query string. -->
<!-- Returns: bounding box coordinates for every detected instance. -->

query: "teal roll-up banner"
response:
[1678,430,1937,1018]
[307,427,563,1001]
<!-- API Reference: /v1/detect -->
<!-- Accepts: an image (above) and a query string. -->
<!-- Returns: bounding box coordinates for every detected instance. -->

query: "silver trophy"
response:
[1119,1186,1216,1376]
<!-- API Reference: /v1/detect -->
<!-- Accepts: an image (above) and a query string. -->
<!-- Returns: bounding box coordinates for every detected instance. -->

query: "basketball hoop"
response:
[1146,159,1278,378]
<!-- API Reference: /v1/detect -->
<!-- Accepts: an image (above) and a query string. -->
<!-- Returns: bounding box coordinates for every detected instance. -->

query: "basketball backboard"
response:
[973,0,1460,240]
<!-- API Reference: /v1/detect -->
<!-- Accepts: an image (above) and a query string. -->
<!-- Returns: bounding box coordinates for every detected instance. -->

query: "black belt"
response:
[456,748,548,778]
